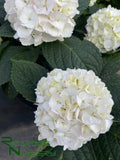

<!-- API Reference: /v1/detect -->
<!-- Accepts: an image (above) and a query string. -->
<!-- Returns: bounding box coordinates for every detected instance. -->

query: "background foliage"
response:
[0,0,120,159]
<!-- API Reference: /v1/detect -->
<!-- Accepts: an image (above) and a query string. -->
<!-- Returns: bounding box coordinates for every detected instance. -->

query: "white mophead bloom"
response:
[85,5,120,53]
[4,0,79,46]
[34,68,114,150]
[89,0,97,6]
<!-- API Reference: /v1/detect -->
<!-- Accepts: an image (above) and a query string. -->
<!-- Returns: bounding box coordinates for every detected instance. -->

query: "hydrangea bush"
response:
[0,0,120,159]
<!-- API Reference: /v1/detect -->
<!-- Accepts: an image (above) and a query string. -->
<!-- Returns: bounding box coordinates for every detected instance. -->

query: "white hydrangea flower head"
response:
[85,5,120,53]
[34,68,114,150]
[4,0,79,46]
[89,0,97,6]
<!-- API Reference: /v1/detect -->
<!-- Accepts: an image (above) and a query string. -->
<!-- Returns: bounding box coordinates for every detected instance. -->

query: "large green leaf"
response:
[0,46,22,86]
[100,52,120,121]
[78,0,90,14]
[110,123,120,139]
[2,80,18,99]
[0,41,9,56]
[11,60,48,102]
[0,21,15,37]
[42,36,102,76]
[11,47,41,61]
[0,46,40,86]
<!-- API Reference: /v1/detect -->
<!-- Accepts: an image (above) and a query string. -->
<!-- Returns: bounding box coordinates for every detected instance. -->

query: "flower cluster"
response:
[89,0,97,6]
[4,0,79,46]
[34,68,114,150]
[85,5,120,53]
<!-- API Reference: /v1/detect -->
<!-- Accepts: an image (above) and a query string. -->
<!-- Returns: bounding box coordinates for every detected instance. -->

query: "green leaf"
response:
[0,0,6,25]
[42,36,102,76]
[11,60,48,102]
[78,0,90,14]
[2,80,17,99]
[0,41,9,56]
[89,6,102,15]
[110,123,120,139]
[11,47,40,62]
[0,21,15,37]
[100,52,120,121]
[0,46,24,86]
[0,46,40,86]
